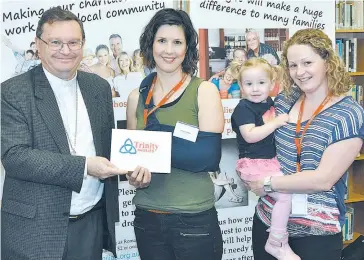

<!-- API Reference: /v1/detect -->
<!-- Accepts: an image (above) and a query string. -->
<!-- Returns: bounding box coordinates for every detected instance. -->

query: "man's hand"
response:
[126,166,151,189]
[87,156,127,179]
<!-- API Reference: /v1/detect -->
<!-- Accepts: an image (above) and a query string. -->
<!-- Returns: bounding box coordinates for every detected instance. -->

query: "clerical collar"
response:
[43,66,77,87]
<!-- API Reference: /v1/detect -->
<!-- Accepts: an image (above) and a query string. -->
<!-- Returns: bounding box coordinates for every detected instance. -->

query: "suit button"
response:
[63,212,69,217]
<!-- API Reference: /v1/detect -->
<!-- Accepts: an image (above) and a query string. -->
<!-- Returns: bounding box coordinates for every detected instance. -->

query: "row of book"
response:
[335,0,364,29]
[336,38,358,73]
[348,84,364,107]
[344,170,349,200]
[343,206,354,241]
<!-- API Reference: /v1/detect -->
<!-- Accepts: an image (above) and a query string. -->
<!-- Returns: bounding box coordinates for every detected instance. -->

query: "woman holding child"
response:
[245,28,364,260]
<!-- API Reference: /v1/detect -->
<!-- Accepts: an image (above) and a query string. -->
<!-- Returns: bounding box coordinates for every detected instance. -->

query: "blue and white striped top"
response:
[256,87,364,237]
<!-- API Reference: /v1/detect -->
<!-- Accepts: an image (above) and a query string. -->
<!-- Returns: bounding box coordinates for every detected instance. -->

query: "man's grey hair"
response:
[109,34,122,43]
[245,29,259,40]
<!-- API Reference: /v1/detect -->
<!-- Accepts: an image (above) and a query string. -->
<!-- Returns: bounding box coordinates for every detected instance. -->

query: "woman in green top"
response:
[126,8,225,260]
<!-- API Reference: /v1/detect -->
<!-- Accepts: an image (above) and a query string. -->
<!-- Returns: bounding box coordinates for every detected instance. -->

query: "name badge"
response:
[173,121,199,142]
[290,194,308,216]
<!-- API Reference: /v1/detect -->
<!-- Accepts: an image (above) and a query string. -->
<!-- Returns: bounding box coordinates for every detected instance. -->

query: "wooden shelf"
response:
[355,154,364,160]
[350,72,364,76]
[345,191,364,203]
[336,2,364,248]
[343,232,362,245]
[336,29,364,33]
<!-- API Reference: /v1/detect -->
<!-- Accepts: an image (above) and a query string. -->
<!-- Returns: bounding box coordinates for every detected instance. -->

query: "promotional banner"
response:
[1,0,175,126]
[191,0,335,140]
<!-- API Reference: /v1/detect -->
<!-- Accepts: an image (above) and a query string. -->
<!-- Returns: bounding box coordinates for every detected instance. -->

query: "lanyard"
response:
[295,94,332,172]
[143,74,187,126]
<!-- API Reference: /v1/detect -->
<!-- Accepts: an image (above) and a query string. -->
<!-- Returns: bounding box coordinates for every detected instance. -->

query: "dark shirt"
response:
[231,97,276,159]
[247,42,280,64]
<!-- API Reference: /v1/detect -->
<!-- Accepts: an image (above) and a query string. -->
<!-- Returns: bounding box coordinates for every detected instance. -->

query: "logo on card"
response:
[119,138,158,154]
[119,138,137,154]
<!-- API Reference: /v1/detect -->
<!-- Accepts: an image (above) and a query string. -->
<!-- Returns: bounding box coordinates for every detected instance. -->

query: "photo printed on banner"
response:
[198,27,289,138]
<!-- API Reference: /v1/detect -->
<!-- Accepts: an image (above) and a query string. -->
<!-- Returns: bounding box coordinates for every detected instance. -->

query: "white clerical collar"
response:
[43,66,77,88]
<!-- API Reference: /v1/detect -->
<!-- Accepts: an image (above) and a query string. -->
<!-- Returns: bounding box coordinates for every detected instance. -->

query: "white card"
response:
[173,121,199,142]
[110,129,171,173]
[290,194,308,216]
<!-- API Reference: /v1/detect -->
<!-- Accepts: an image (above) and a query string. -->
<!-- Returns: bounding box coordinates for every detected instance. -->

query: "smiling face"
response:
[240,66,273,103]
[119,54,130,69]
[82,55,94,66]
[25,51,34,61]
[36,20,83,80]
[233,49,247,65]
[246,32,260,51]
[152,24,187,74]
[133,51,143,67]
[96,48,109,66]
[287,44,328,94]
[109,37,122,58]
[223,69,234,85]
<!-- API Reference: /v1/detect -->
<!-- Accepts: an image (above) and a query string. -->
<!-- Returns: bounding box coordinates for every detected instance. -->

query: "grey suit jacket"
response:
[1,65,119,259]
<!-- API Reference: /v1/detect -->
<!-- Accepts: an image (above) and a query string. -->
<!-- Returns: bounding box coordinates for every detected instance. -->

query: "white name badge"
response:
[173,121,199,142]
[291,194,308,216]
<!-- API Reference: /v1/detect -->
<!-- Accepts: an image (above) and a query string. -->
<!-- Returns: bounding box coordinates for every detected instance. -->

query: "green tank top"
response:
[133,76,215,213]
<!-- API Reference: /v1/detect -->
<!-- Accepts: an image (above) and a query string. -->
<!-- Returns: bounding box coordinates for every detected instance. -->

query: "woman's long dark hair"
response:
[139,8,199,75]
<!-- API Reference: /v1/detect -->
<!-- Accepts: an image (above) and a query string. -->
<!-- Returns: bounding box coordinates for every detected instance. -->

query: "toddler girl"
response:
[231,58,300,260]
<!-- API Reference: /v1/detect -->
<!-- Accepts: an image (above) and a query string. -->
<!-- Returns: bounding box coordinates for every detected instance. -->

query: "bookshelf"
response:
[335,33,364,76]
[336,0,364,247]
[350,72,364,76]
[355,154,364,161]
[336,29,364,33]
[263,29,288,53]
[343,232,361,245]
[343,156,364,246]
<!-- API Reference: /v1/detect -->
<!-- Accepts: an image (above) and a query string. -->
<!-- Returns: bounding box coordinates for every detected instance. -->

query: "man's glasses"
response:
[37,37,84,51]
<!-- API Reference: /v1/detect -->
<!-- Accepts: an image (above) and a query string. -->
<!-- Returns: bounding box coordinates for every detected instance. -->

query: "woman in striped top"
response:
[247,28,364,260]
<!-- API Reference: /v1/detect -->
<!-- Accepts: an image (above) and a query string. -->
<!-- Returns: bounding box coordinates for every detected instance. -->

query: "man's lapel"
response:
[33,66,70,154]
[77,72,102,156]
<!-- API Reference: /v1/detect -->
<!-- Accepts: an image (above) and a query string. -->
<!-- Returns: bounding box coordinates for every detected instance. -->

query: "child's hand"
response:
[262,107,276,123]
[209,73,220,81]
[274,113,289,127]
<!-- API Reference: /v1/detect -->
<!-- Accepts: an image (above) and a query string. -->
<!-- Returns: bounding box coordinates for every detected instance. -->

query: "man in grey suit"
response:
[1,7,127,260]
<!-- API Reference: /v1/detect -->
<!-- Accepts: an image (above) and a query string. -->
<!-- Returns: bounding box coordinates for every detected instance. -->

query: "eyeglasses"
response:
[37,37,84,51]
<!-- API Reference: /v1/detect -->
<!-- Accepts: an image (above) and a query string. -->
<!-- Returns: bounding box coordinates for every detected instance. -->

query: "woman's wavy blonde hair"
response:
[229,58,282,86]
[280,28,352,96]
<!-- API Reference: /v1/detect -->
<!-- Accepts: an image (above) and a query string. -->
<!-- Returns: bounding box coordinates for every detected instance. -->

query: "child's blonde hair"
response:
[230,58,281,86]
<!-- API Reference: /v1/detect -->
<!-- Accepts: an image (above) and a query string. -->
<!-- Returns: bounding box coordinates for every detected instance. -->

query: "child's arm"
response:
[239,113,288,143]
[208,69,225,81]
[2,36,24,55]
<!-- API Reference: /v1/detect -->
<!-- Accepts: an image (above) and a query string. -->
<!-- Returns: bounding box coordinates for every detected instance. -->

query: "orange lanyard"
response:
[295,94,332,172]
[144,74,187,126]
